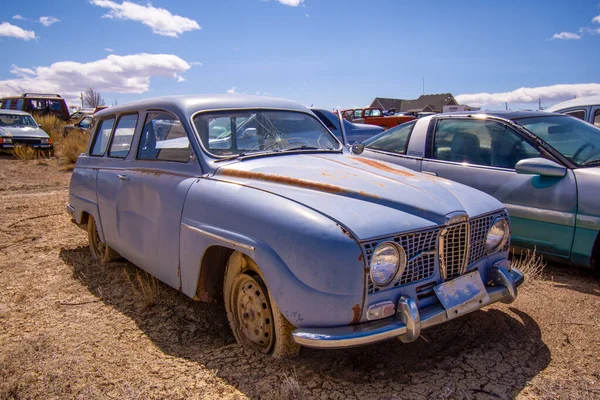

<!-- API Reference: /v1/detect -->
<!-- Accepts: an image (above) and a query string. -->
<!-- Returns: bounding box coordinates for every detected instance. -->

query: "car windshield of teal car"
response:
[0,114,38,128]
[516,115,600,167]
[194,110,341,159]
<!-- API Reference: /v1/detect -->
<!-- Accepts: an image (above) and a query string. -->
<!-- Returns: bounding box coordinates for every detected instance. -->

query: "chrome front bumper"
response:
[292,265,524,349]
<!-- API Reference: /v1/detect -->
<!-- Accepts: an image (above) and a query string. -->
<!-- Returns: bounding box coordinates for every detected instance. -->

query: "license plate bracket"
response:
[434,271,490,319]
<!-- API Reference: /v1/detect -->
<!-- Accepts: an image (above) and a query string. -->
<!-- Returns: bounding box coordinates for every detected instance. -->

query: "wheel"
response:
[87,216,119,263]
[224,252,300,358]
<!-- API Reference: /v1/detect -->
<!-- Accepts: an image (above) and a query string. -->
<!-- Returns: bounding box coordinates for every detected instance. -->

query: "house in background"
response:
[370,93,458,114]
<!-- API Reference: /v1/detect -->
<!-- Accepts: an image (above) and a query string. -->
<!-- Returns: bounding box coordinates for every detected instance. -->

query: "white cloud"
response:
[13,15,24,20]
[10,64,35,77]
[580,26,600,35]
[274,0,304,6]
[456,83,600,107]
[0,53,191,103]
[39,16,60,27]
[593,15,600,24]
[190,61,203,66]
[552,31,581,40]
[227,87,236,94]
[90,0,200,37]
[104,47,114,52]
[0,22,36,41]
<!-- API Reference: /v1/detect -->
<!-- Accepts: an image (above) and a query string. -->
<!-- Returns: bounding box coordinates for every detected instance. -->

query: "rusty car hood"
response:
[212,153,505,240]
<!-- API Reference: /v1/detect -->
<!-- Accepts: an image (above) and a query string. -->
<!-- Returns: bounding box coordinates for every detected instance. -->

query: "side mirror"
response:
[515,158,566,178]
[351,143,365,155]
[38,124,43,129]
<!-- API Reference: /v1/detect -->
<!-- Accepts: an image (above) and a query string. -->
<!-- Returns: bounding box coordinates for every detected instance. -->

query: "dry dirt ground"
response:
[1,156,599,400]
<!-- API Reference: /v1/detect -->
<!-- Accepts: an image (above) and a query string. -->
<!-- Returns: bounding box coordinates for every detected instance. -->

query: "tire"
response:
[224,252,300,358]
[87,216,119,263]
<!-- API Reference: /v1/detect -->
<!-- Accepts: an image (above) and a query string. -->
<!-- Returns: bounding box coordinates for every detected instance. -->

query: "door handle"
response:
[117,174,129,181]
[421,171,438,176]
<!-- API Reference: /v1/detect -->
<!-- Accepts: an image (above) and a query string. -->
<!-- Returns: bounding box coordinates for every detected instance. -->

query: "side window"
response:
[565,109,586,121]
[137,112,191,162]
[433,119,539,169]
[90,118,115,156]
[594,109,600,127]
[364,121,416,154]
[371,109,382,117]
[108,114,137,158]
[16,99,23,110]
[2,100,10,109]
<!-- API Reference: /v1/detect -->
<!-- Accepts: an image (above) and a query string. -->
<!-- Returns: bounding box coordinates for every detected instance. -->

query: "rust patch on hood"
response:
[351,157,414,177]
[358,254,363,262]
[219,168,350,195]
[351,304,362,325]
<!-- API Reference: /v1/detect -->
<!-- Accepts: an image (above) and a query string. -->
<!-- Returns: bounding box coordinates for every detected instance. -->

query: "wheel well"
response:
[195,246,234,303]
[80,211,90,226]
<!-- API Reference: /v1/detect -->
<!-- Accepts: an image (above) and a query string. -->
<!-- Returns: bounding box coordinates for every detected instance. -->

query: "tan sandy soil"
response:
[0,155,599,399]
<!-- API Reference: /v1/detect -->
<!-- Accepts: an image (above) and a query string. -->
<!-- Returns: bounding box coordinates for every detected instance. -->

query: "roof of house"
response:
[370,93,457,113]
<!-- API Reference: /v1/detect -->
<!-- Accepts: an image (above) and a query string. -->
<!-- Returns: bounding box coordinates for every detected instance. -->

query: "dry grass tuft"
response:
[12,145,37,161]
[125,269,160,308]
[281,370,306,400]
[57,133,89,164]
[512,247,546,282]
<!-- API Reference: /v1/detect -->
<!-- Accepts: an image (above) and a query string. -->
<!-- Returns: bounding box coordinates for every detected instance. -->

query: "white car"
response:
[546,95,600,127]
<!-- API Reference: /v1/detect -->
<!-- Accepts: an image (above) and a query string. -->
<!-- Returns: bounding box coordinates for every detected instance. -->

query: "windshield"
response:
[0,113,38,127]
[515,115,600,166]
[193,110,341,157]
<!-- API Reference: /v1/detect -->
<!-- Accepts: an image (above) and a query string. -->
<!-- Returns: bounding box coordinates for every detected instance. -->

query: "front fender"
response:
[179,178,366,328]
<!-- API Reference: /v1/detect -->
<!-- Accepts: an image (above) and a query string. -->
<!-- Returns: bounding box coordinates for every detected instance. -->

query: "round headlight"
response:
[370,242,406,287]
[485,218,509,253]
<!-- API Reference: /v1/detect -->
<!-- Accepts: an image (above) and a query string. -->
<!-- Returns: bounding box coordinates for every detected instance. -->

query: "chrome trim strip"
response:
[576,214,600,230]
[66,204,75,217]
[292,267,524,349]
[505,203,575,226]
[182,223,255,252]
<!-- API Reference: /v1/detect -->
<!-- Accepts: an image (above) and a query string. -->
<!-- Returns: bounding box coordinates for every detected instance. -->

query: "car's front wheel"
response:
[87,216,119,263]
[224,252,300,358]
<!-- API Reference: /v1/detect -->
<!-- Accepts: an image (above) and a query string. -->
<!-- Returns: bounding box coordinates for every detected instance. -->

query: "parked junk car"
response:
[545,95,600,127]
[0,110,53,153]
[0,93,70,121]
[69,108,95,122]
[311,108,384,144]
[67,95,524,357]
[353,111,600,269]
[340,107,416,129]
[63,115,93,137]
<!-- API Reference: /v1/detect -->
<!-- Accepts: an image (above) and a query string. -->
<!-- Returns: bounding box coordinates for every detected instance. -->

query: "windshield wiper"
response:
[282,145,338,152]
[581,159,600,167]
[214,149,283,162]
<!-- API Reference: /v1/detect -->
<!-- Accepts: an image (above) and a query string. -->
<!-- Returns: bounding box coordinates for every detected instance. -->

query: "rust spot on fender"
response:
[351,157,414,177]
[220,169,347,195]
[358,254,364,262]
[321,171,333,177]
[339,225,353,239]
[351,304,361,325]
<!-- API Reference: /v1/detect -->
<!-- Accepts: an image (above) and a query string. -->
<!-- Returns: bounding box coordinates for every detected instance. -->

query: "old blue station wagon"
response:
[67,95,524,357]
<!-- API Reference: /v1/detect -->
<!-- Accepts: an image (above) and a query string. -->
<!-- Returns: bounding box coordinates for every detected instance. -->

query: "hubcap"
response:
[232,274,274,353]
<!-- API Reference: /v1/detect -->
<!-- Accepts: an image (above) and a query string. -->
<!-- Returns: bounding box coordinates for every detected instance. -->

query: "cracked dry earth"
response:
[1,156,599,400]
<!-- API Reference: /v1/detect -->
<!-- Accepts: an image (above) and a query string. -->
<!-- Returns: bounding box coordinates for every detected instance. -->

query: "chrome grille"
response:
[364,211,509,294]
[440,223,470,280]
[365,228,438,294]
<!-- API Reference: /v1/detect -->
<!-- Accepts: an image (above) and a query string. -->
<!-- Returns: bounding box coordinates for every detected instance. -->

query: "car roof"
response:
[545,95,600,112]
[94,94,310,119]
[0,109,32,116]
[435,110,558,120]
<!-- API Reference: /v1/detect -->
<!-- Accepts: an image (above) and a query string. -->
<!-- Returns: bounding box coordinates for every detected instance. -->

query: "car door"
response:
[109,111,200,290]
[420,118,577,259]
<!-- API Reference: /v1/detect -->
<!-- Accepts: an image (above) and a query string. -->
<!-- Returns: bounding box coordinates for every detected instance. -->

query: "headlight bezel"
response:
[485,217,510,254]
[369,242,407,287]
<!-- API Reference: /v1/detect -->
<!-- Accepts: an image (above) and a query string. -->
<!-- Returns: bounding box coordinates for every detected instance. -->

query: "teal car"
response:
[353,111,600,269]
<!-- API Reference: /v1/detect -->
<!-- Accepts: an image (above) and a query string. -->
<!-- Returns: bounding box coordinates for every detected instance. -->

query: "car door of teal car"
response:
[420,118,577,260]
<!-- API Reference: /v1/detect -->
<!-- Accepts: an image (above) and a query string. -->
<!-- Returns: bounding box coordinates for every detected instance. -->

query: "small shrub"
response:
[125,270,160,308]
[281,370,306,400]
[12,145,37,160]
[511,248,546,282]
[33,114,67,145]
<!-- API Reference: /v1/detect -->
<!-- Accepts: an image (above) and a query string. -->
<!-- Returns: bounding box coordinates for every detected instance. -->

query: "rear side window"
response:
[137,112,191,162]
[90,118,115,156]
[594,109,600,127]
[364,121,416,154]
[565,109,586,121]
[108,114,137,158]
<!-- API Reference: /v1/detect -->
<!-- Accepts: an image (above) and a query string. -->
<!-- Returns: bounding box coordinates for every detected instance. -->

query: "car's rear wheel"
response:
[224,252,300,358]
[87,216,119,263]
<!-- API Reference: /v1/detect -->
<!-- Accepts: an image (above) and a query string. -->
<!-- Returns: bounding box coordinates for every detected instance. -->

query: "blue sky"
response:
[0,0,599,110]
